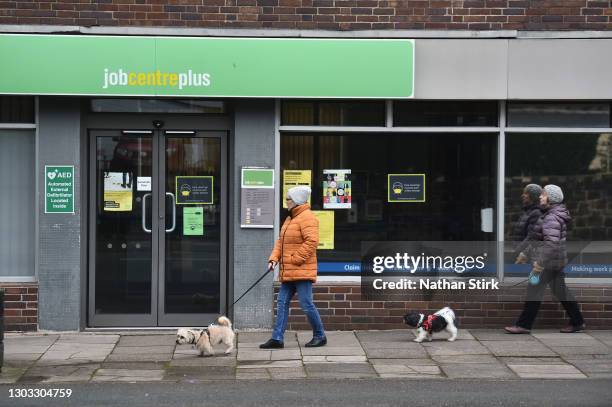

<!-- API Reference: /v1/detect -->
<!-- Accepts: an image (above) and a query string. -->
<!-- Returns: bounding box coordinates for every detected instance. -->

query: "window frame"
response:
[276,99,612,284]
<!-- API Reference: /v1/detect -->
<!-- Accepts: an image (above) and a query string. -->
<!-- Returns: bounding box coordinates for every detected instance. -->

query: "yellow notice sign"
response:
[312,210,334,250]
[103,171,133,211]
[283,170,311,208]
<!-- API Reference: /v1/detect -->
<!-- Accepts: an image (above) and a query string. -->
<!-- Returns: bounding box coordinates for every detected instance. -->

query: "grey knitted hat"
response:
[287,186,311,205]
[524,184,543,203]
[544,184,564,204]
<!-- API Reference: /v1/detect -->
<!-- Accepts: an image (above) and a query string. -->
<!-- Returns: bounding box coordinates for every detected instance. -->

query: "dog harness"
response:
[419,315,437,333]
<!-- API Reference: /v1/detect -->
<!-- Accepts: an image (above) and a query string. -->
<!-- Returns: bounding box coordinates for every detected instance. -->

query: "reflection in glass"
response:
[281,132,497,273]
[505,133,612,277]
[95,134,153,314]
[165,136,221,313]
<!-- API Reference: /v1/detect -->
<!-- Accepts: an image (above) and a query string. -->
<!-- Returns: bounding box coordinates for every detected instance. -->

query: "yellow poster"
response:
[283,170,311,208]
[103,171,133,211]
[312,210,334,250]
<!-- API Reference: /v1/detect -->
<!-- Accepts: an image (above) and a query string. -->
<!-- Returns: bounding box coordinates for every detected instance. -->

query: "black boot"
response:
[304,337,327,347]
[259,339,284,349]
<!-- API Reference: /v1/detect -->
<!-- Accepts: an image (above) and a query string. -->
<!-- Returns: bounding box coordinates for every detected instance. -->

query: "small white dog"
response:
[403,307,458,343]
[176,316,235,357]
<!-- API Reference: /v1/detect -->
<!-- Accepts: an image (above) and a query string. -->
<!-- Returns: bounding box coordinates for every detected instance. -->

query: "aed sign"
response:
[45,165,74,214]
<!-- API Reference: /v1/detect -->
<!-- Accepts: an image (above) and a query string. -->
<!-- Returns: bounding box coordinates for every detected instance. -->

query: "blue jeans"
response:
[272,281,326,342]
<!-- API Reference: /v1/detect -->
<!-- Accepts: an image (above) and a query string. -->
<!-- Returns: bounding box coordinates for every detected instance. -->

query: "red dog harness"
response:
[420,315,437,333]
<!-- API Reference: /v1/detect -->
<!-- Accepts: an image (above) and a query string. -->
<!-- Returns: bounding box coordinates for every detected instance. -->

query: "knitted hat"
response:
[287,186,311,205]
[524,184,543,203]
[544,184,564,204]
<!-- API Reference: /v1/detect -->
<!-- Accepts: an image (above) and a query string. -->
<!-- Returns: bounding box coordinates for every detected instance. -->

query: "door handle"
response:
[142,193,152,233]
[165,192,176,232]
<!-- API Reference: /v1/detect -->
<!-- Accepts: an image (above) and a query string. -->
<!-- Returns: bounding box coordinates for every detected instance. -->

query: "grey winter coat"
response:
[529,204,571,271]
[511,204,543,257]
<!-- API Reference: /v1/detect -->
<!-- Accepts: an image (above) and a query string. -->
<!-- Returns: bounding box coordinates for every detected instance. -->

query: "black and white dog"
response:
[403,307,458,343]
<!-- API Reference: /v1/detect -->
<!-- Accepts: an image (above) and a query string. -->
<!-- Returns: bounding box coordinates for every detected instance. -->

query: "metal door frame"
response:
[86,114,230,327]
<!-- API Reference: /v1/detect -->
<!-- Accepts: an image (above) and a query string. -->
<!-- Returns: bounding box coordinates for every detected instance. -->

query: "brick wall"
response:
[0,1,611,30]
[0,284,38,332]
[275,283,612,330]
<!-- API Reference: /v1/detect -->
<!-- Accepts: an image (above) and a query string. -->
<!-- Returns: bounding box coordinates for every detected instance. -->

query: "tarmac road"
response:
[2,378,612,407]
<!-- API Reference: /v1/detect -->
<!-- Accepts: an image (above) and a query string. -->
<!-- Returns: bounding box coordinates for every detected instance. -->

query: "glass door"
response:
[158,131,226,326]
[89,128,226,327]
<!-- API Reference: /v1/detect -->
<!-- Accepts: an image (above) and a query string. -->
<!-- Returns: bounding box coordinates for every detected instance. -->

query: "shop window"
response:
[90,99,226,114]
[507,102,610,128]
[505,133,612,278]
[0,130,35,278]
[281,132,497,275]
[393,101,498,127]
[281,100,386,126]
[0,96,35,123]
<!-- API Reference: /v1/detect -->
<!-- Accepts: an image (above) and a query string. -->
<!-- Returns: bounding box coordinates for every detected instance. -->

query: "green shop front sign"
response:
[0,35,414,98]
[45,165,74,214]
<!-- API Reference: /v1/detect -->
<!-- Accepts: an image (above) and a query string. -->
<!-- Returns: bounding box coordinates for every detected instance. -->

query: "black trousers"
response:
[516,269,584,329]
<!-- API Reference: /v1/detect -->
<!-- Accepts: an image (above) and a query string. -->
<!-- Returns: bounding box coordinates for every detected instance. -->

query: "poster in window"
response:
[388,174,426,203]
[176,176,213,205]
[323,169,351,209]
[312,210,334,250]
[283,170,311,208]
[103,171,133,211]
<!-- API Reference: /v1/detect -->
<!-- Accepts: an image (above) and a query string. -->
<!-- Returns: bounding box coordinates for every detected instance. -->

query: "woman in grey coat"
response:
[505,185,586,334]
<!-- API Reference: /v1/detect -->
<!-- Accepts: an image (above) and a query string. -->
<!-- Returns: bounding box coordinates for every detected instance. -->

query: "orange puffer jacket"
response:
[269,204,319,282]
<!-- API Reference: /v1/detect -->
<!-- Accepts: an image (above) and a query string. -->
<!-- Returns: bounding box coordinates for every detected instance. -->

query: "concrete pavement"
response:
[1,329,611,383]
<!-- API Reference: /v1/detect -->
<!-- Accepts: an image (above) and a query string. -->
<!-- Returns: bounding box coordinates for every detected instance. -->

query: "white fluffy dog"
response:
[403,307,458,343]
[176,316,235,357]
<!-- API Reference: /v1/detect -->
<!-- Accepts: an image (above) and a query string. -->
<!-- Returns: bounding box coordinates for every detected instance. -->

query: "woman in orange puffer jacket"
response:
[260,186,327,349]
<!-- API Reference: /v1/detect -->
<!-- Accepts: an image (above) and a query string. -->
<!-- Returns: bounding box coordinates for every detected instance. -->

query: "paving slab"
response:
[105,353,173,362]
[500,357,566,365]
[117,335,176,347]
[507,363,587,379]
[92,368,165,382]
[563,358,612,377]
[237,350,272,361]
[20,364,98,383]
[169,357,236,367]
[55,335,119,344]
[302,355,368,363]
[441,362,516,379]
[164,366,236,381]
[423,340,492,357]
[269,349,302,360]
[0,367,28,384]
[588,331,612,347]
[362,347,427,359]
[300,346,365,356]
[4,353,43,362]
[431,354,500,364]
[369,358,436,366]
[373,363,442,377]
[481,340,557,357]
[4,344,56,354]
[355,330,412,345]
[305,363,377,379]
[547,346,610,356]
[4,335,59,347]
[470,329,538,341]
[111,345,175,354]
[101,362,167,370]
[237,360,302,369]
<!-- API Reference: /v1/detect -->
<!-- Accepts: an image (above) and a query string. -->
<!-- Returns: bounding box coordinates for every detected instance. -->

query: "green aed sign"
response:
[0,35,414,98]
[45,165,74,214]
